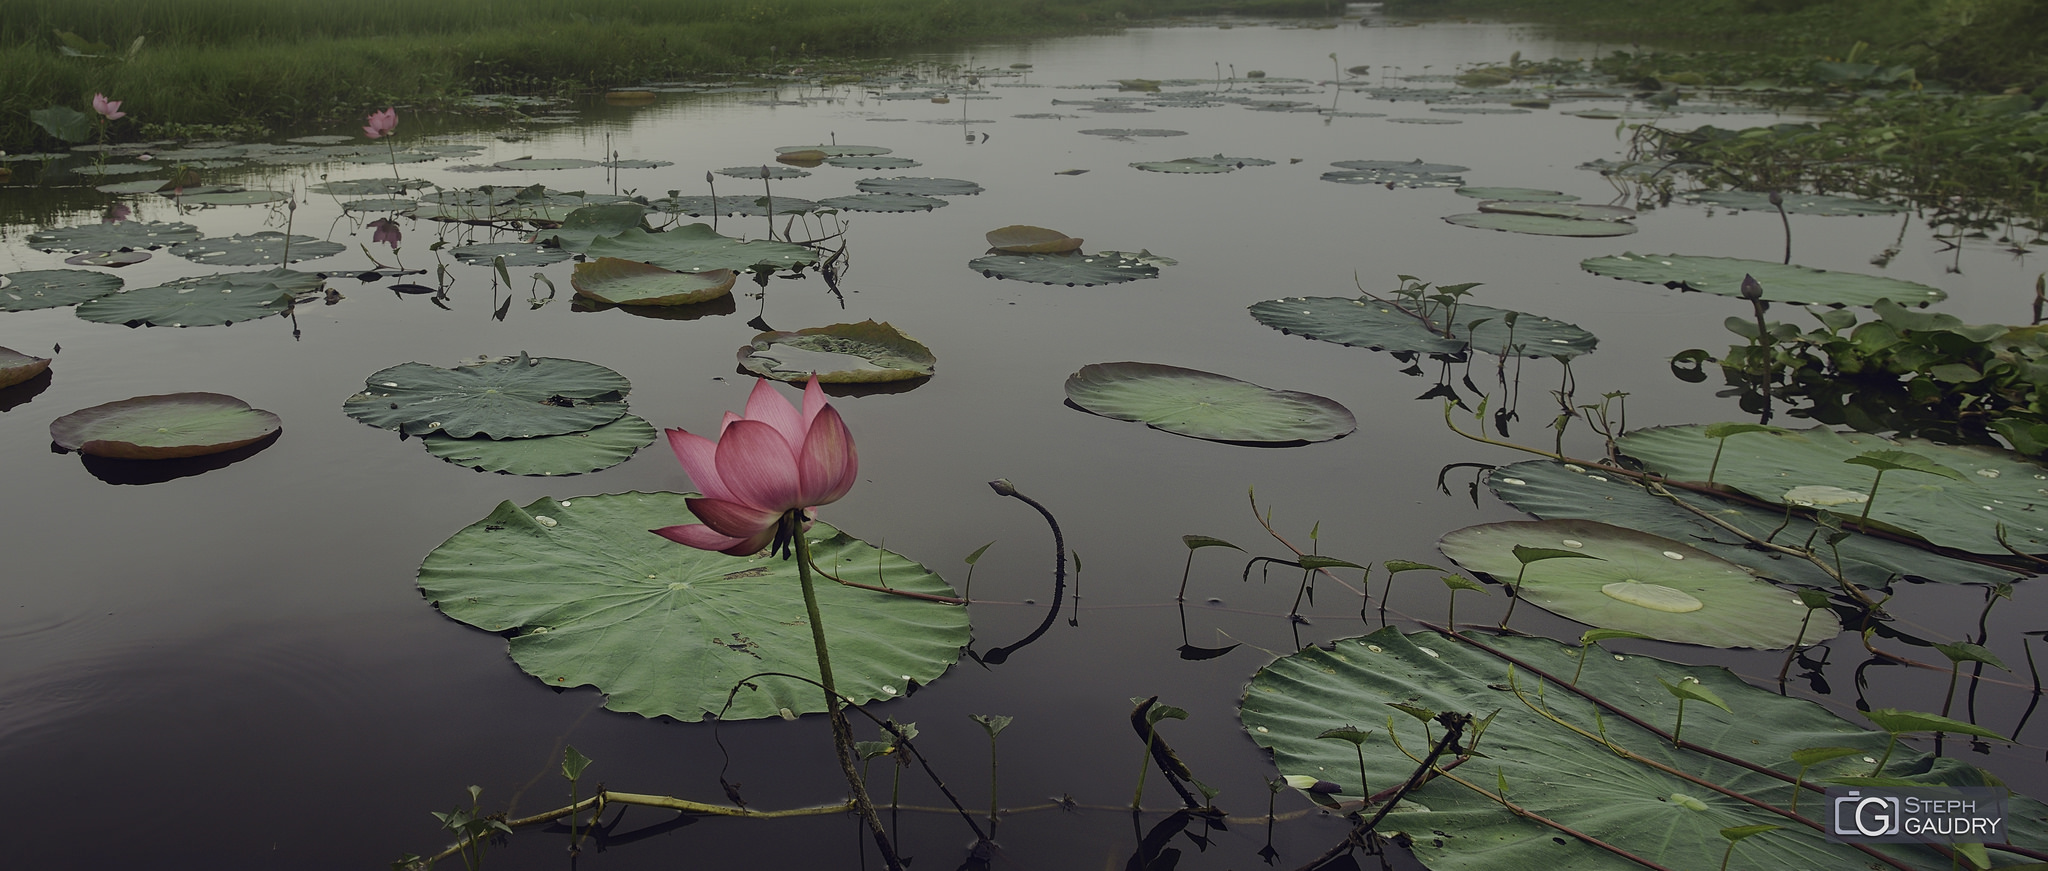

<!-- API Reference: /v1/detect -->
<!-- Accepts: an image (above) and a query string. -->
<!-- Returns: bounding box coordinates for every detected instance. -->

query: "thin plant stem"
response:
[1131,726,1154,810]
[793,524,904,871]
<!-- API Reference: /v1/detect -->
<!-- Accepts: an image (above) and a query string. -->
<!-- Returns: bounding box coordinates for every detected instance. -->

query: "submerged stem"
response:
[794,522,903,871]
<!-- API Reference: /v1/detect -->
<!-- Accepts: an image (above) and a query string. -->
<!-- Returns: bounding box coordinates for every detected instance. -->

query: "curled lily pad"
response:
[417,493,968,721]
[717,165,809,179]
[854,177,984,196]
[777,144,892,156]
[1132,159,1236,174]
[343,353,630,438]
[421,414,657,476]
[450,242,574,267]
[825,155,921,170]
[27,221,200,252]
[1438,519,1835,648]
[1681,190,1906,216]
[584,225,819,273]
[533,203,651,253]
[1581,253,1946,307]
[1480,201,1638,222]
[169,232,345,266]
[176,188,290,206]
[985,225,1083,253]
[75,268,316,327]
[737,320,936,384]
[50,392,281,459]
[1456,187,1577,201]
[571,258,736,306]
[1445,212,1638,237]
[0,346,52,388]
[492,157,601,171]
[1064,362,1355,444]
[1,269,124,311]
[1331,159,1470,174]
[814,193,947,213]
[969,250,1160,286]
[1249,297,1598,359]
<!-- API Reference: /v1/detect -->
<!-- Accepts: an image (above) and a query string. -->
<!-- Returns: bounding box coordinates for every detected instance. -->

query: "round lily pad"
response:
[1331,159,1470,174]
[824,155,921,170]
[1249,297,1599,359]
[1581,253,1947,307]
[1480,201,1638,222]
[169,232,346,266]
[1078,128,1188,137]
[450,242,574,267]
[1681,190,1906,216]
[343,353,630,439]
[571,258,736,306]
[309,178,427,196]
[777,144,893,156]
[854,177,984,196]
[27,221,201,252]
[49,392,281,459]
[177,188,290,206]
[340,197,419,212]
[492,157,601,171]
[717,165,810,179]
[1438,519,1835,648]
[1,269,124,311]
[421,414,657,476]
[417,493,968,721]
[814,193,947,213]
[737,320,936,383]
[75,268,317,327]
[1445,212,1639,237]
[1321,168,1465,187]
[0,346,52,388]
[969,251,1160,286]
[650,195,819,217]
[63,250,151,268]
[1456,186,1577,202]
[1064,362,1355,445]
[584,225,819,273]
[95,178,173,194]
[1132,159,1236,174]
[985,225,1083,253]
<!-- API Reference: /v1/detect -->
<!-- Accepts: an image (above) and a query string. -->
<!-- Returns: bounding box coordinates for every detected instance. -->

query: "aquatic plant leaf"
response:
[1615,425,2048,555]
[814,193,947,212]
[1330,159,1470,173]
[421,414,657,476]
[0,269,124,311]
[1078,128,1188,137]
[1862,709,2006,741]
[1064,362,1355,445]
[1242,627,2047,871]
[570,258,736,306]
[492,157,601,171]
[1438,519,1833,648]
[824,155,921,170]
[583,225,819,273]
[1131,159,1236,174]
[308,178,427,196]
[342,354,629,439]
[985,225,1083,253]
[776,144,893,156]
[169,232,345,266]
[968,251,1160,286]
[1249,298,1598,359]
[650,195,818,217]
[49,392,281,459]
[450,242,574,267]
[75,268,314,327]
[1445,212,1636,237]
[1478,201,1638,222]
[1581,254,1947,307]
[854,177,984,196]
[418,494,968,721]
[26,221,200,252]
[534,204,651,253]
[716,165,809,179]
[737,320,936,384]
[1681,190,1906,216]
[1455,187,1577,202]
[176,189,290,206]
[0,346,52,389]
[1484,460,2020,588]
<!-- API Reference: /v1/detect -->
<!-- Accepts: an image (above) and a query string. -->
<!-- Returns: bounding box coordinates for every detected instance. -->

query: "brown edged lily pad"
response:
[0,346,52,389]
[50,392,282,459]
[737,320,936,383]
[985,225,1084,254]
[570,257,736,306]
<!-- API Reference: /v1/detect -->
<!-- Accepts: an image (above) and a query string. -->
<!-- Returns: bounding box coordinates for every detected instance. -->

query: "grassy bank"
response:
[1382,0,2048,92]
[3,0,1324,151]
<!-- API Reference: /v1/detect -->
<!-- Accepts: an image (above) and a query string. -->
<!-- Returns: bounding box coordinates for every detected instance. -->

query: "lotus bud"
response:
[1768,190,1783,207]
[988,478,1019,497]
[1740,274,1764,301]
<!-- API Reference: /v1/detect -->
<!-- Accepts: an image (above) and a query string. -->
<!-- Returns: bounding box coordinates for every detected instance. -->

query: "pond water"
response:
[2,6,2043,870]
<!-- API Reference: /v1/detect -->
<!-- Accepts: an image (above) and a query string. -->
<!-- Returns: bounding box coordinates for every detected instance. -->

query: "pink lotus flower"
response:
[368,217,401,249]
[362,107,397,139]
[92,93,125,121]
[654,375,857,556]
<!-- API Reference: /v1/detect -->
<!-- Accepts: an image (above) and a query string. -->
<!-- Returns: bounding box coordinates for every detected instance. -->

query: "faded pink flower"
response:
[102,203,131,223]
[91,93,125,121]
[368,217,401,249]
[362,107,397,139]
[654,375,857,556]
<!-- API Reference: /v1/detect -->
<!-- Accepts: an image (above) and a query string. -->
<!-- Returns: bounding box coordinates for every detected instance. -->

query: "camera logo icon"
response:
[1834,790,1902,837]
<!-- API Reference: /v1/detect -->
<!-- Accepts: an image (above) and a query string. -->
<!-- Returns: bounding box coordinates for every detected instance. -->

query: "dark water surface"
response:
[1,9,2041,870]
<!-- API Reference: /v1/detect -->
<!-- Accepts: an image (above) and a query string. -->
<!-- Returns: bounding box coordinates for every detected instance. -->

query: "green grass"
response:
[2,0,1311,151]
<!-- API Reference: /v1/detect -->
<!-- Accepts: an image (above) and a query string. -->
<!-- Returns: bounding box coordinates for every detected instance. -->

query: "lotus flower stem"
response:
[794,527,904,870]
[761,167,776,240]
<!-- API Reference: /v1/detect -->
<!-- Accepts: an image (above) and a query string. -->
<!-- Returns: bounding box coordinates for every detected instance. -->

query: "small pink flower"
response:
[369,218,401,249]
[102,203,131,223]
[362,107,398,139]
[91,93,125,121]
[654,375,858,556]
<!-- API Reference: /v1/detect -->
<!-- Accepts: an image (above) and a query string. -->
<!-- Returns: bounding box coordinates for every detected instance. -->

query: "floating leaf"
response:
[824,155,921,170]
[26,221,200,252]
[176,188,290,206]
[418,493,968,721]
[1478,201,1638,222]
[49,392,281,459]
[650,195,818,217]
[1581,254,1946,307]
[1064,362,1355,445]
[421,414,657,476]
[717,165,810,179]
[776,144,893,156]
[534,204,651,253]
[1437,519,1835,648]
[1843,450,1966,482]
[985,225,1083,254]
[343,353,629,438]
[0,346,52,388]
[75,268,315,327]
[570,258,736,307]
[450,242,574,267]
[855,177,984,196]
[1249,297,1598,359]
[0,269,124,311]
[492,157,601,171]
[814,193,947,212]
[1078,128,1188,137]
[583,225,819,273]
[969,251,1160,286]
[1445,212,1638,237]
[1131,159,1236,174]
[736,320,936,384]
[1455,187,1577,202]
[1862,708,2006,741]
[169,232,344,266]
[309,178,426,196]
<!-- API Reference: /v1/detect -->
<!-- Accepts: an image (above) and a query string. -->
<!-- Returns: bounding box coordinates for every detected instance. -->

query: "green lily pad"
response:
[777,144,893,156]
[1615,425,2048,555]
[1480,201,1638,222]
[985,225,1084,253]
[1,269,124,311]
[814,193,947,213]
[583,225,819,273]
[650,195,819,217]
[1445,212,1638,237]
[492,157,601,171]
[1322,168,1465,187]
[450,242,574,267]
[824,155,921,170]
[343,353,630,439]
[717,165,810,179]
[1485,459,2022,588]
[1581,253,1947,307]
[418,493,968,721]
[737,320,936,383]
[0,346,52,388]
[49,392,281,459]
[75,268,315,327]
[1681,190,1907,216]
[1249,297,1599,359]
[176,188,290,206]
[968,251,1160,286]
[169,232,346,266]
[308,178,428,196]
[570,258,736,306]
[534,203,651,253]
[1064,362,1355,445]
[1132,159,1237,174]
[1438,519,1835,648]
[1243,627,2046,871]
[1332,159,1472,173]
[1456,186,1577,201]
[340,197,419,212]
[95,178,173,194]
[27,221,201,252]
[1078,128,1188,137]
[421,414,657,476]
[854,177,984,196]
